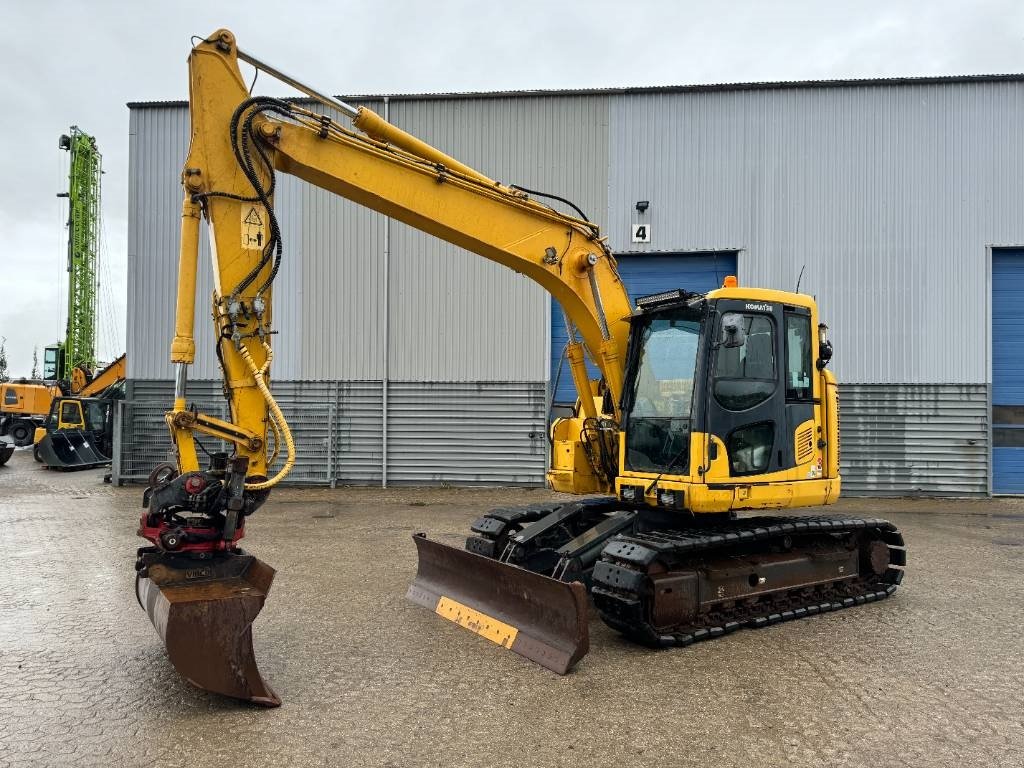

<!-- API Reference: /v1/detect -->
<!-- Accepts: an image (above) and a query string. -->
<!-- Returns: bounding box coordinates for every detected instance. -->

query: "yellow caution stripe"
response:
[435,596,519,648]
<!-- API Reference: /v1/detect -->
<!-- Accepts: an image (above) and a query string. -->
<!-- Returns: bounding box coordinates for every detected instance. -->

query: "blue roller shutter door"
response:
[993,250,1024,494]
[550,252,738,404]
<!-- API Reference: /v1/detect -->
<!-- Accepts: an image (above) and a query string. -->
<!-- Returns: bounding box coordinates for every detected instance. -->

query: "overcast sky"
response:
[1,0,1022,375]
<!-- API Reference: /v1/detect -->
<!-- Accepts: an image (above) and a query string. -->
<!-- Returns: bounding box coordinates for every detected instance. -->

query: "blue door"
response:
[550,251,738,404]
[993,250,1024,493]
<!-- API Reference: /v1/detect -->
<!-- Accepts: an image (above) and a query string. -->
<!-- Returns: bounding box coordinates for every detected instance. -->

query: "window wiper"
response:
[645,440,689,495]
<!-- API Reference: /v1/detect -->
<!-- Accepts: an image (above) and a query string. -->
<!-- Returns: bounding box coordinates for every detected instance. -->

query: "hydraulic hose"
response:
[266,410,282,469]
[238,342,295,490]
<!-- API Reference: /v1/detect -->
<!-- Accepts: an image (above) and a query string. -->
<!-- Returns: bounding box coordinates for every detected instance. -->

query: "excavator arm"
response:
[76,354,126,397]
[167,30,632,493]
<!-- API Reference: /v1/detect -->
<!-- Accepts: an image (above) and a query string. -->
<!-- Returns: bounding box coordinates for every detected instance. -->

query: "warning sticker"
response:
[241,205,267,250]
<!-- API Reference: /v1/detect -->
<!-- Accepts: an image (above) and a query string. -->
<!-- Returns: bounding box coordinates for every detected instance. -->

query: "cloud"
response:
[2,0,1021,374]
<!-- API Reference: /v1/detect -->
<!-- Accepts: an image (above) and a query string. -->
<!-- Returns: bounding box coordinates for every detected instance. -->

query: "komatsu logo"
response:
[745,302,773,312]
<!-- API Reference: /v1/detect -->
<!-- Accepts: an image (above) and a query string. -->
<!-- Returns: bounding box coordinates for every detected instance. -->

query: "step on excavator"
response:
[136,30,905,705]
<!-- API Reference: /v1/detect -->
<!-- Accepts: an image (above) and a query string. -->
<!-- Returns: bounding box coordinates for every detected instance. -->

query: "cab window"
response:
[3,388,17,406]
[727,422,774,475]
[60,401,83,425]
[713,313,776,411]
[785,312,813,401]
[85,401,108,430]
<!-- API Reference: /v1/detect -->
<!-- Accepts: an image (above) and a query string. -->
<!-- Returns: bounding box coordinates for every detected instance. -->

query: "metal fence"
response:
[112,379,547,487]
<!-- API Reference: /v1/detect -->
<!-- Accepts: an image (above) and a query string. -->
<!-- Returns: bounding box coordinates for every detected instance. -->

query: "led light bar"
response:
[635,289,685,309]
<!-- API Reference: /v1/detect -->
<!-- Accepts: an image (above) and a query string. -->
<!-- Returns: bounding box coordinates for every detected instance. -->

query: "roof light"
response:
[636,289,684,309]
[722,275,738,288]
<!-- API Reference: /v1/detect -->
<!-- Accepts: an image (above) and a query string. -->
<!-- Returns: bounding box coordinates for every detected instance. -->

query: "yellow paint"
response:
[179,30,635,495]
[169,198,201,365]
[56,400,84,430]
[435,596,519,649]
[0,383,60,418]
[76,355,126,397]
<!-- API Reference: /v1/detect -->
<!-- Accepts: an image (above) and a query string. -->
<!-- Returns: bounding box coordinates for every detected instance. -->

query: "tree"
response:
[0,338,8,383]
[30,347,39,379]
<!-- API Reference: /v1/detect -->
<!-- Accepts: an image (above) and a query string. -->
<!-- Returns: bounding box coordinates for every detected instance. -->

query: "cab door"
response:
[702,300,788,479]
[57,400,84,430]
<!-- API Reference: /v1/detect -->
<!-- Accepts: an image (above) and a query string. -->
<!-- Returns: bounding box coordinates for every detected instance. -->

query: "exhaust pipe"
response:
[407,534,589,674]
[136,551,280,707]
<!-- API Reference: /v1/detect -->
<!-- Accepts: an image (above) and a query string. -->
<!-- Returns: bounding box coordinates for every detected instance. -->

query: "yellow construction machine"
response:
[32,354,126,469]
[135,30,905,705]
[1,381,63,446]
[1,355,126,450]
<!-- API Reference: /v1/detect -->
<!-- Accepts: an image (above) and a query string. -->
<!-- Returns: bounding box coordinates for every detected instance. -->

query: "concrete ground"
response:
[1,447,1022,768]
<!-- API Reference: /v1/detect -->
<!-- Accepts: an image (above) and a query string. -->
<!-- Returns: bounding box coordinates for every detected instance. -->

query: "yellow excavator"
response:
[32,353,126,469]
[135,30,906,706]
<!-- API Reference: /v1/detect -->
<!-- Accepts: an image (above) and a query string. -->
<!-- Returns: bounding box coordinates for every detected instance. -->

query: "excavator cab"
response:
[613,285,838,512]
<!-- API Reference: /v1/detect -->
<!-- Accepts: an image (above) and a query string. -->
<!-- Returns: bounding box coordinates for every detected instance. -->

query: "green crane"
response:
[46,127,101,383]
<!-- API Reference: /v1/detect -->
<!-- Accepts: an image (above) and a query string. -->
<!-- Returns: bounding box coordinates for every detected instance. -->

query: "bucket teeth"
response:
[407,534,589,674]
[136,553,280,707]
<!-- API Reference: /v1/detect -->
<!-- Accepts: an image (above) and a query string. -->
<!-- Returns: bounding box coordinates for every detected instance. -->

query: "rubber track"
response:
[592,515,906,648]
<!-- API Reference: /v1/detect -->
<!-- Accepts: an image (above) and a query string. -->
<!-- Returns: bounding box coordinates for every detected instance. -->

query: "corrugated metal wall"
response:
[113,379,544,486]
[607,81,1024,385]
[838,384,989,496]
[386,382,546,485]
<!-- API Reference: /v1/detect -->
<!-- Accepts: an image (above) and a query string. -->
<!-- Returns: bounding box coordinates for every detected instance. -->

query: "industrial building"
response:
[121,74,1024,495]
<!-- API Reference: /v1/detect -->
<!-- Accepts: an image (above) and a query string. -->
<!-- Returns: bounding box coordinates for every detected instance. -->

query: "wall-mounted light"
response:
[635,200,650,213]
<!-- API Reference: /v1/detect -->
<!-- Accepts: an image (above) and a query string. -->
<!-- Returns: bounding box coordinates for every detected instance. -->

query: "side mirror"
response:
[721,313,747,349]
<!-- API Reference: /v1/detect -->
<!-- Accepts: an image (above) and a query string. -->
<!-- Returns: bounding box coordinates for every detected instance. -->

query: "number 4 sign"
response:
[631,223,651,243]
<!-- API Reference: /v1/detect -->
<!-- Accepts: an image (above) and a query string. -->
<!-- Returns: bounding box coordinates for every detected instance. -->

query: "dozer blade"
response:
[407,533,589,674]
[136,553,280,707]
[36,431,109,470]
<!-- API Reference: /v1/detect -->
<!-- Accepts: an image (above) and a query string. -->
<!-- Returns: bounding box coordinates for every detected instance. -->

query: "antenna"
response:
[795,264,806,293]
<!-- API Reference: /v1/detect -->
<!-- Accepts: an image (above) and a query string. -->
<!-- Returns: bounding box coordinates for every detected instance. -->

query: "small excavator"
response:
[33,353,126,469]
[135,30,905,705]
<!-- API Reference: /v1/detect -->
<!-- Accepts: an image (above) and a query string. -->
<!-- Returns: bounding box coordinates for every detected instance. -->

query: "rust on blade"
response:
[136,553,280,707]
[407,533,589,674]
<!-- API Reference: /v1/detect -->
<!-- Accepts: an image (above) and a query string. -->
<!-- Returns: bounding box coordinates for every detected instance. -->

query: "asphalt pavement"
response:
[1,447,1022,767]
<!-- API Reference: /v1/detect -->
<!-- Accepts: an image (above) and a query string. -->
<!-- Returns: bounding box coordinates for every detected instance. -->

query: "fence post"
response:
[112,400,125,486]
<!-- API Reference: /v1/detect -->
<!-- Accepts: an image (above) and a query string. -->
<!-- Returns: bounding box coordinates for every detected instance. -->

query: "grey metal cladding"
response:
[128,95,605,383]
[270,380,384,484]
[115,379,542,486]
[115,379,385,485]
[127,106,193,381]
[839,383,989,496]
[608,82,1024,384]
[297,100,387,381]
[386,95,609,382]
[385,381,547,485]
